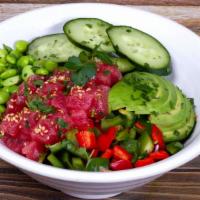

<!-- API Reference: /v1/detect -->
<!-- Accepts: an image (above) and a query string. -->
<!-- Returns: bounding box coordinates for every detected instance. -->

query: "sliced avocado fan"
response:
[108,72,196,142]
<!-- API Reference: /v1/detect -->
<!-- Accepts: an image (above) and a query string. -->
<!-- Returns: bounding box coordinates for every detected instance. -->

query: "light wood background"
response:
[0,1,200,200]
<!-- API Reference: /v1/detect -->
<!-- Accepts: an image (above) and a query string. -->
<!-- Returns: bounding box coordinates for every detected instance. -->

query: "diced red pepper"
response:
[149,150,169,161]
[134,121,145,130]
[135,157,154,168]
[90,149,99,158]
[97,126,117,152]
[110,159,132,171]
[76,131,96,150]
[113,145,133,161]
[151,124,165,150]
[101,149,113,159]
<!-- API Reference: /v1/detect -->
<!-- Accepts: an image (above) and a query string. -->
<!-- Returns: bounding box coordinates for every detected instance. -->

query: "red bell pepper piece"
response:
[151,124,165,150]
[113,145,133,161]
[134,121,145,130]
[149,150,169,161]
[110,159,132,170]
[97,126,117,152]
[76,131,96,150]
[101,149,113,159]
[135,157,154,168]
[90,149,99,158]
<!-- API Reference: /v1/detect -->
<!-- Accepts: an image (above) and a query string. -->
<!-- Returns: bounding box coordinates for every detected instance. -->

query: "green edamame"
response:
[15,40,29,53]
[0,90,9,104]
[17,56,30,68]
[6,54,16,65]
[2,75,20,87]
[28,55,35,65]
[0,69,17,79]
[44,60,58,72]
[0,60,6,73]
[0,105,5,113]
[47,154,64,168]
[2,85,19,94]
[33,60,46,68]
[22,65,34,81]
[10,50,22,59]
[35,68,49,75]
[8,85,19,94]
[0,49,8,58]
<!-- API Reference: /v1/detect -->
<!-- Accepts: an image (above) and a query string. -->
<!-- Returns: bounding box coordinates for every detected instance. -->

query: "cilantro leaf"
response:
[28,97,55,114]
[65,56,82,70]
[94,51,113,65]
[71,63,96,86]
[56,118,68,129]
[33,80,44,87]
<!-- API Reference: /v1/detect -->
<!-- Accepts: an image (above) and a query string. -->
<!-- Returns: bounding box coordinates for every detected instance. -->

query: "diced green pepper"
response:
[47,154,64,168]
[166,142,183,155]
[101,115,124,130]
[138,132,154,155]
[62,140,89,160]
[116,128,129,141]
[66,129,78,144]
[49,142,64,154]
[86,158,109,172]
[61,151,73,169]
[72,157,85,170]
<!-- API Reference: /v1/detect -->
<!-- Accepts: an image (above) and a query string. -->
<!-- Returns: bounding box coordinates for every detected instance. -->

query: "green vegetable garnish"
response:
[65,55,96,86]
[28,97,55,114]
[86,158,109,172]
[56,118,68,129]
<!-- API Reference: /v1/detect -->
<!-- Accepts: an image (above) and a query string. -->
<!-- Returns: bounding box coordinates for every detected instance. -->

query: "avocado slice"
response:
[161,99,196,142]
[108,71,196,143]
[150,88,188,129]
[109,72,175,114]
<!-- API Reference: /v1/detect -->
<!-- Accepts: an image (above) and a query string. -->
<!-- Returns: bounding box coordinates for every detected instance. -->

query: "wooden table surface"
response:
[0,1,200,200]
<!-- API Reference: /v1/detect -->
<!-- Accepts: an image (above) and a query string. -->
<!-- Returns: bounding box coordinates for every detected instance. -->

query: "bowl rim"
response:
[0,3,200,183]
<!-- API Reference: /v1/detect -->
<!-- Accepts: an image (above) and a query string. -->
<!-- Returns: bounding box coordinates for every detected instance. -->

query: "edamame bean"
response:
[0,105,5,113]
[22,65,34,81]
[35,68,49,75]
[6,54,16,65]
[2,86,10,93]
[10,50,22,59]
[2,75,20,87]
[0,80,3,88]
[3,85,19,94]
[44,60,58,72]
[0,49,8,58]
[15,40,29,53]
[33,60,46,68]
[28,55,35,65]
[0,60,6,73]
[17,56,30,68]
[0,90,9,104]
[0,69,17,79]
[8,85,19,93]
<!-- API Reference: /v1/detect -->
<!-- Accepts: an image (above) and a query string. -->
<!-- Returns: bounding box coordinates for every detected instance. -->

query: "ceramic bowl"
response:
[0,3,200,199]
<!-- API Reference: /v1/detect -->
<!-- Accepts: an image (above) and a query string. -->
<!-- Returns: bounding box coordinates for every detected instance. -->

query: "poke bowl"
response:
[0,3,200,199]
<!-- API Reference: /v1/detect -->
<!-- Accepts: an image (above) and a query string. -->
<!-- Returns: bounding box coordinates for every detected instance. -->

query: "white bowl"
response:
[0,3,200,199]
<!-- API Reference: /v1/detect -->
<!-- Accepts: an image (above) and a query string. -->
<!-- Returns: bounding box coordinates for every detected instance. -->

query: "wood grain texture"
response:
[0,157,200,200]
[0,3,200,200]
[0,0,200,6]
[1,4,200,34]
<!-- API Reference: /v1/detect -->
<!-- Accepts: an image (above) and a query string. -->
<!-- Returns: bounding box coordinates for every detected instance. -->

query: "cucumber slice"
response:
[107,26,171,75]
[63,18,115,52]
[111,57,135,73]
[27,33,83,62]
